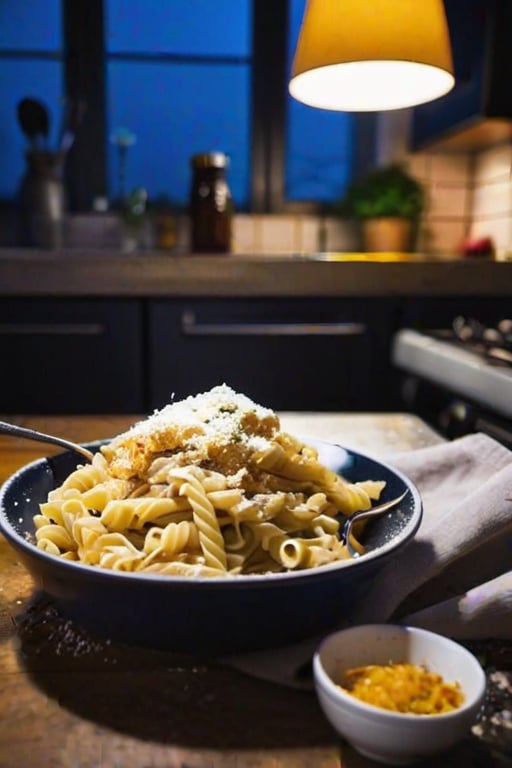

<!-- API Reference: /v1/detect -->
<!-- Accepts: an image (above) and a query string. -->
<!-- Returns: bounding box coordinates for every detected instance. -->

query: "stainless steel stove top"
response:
[392,328,512,420]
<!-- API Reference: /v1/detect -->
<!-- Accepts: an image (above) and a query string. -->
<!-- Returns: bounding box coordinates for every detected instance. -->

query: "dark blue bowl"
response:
[0,440,421,655]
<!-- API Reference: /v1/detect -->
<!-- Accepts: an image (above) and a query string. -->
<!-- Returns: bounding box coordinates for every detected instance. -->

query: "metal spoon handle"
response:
[342,489,409,548]
[350,489,408,524]
[0,420,94,462]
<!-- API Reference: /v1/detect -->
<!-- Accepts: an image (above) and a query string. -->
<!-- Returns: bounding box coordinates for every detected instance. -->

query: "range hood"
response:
[412,0,512,153]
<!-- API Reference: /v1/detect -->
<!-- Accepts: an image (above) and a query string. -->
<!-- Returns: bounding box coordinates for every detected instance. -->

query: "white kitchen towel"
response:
[224,432,512,687]
[351,431,512,637]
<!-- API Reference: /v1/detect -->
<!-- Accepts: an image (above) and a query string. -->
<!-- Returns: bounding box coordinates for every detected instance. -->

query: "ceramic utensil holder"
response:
[20,151,66,249]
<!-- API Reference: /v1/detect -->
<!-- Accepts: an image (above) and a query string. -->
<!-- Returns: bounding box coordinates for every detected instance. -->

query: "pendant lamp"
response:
[289,0,455,112]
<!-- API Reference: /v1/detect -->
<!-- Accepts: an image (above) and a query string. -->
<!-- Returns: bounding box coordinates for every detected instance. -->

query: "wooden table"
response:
[0,413,510,768]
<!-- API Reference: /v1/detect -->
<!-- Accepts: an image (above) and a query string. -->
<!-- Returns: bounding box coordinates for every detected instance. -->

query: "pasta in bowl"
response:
[0,386,422,655]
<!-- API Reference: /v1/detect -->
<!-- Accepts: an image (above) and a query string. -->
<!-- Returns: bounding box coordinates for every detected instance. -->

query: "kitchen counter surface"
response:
[0,249,510,297]
[0,412,510,768]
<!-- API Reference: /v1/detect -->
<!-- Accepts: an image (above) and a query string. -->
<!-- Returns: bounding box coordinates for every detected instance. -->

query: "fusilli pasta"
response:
[34,385,386,576]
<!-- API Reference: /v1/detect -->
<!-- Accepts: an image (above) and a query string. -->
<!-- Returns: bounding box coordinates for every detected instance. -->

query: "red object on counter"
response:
[459,236,495,258]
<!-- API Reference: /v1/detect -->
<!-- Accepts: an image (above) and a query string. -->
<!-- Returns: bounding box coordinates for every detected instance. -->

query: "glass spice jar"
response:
[189,152,232,253]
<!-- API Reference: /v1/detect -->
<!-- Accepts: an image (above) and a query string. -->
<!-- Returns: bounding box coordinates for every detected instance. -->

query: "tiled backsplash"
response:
[407,145,512,261]
[232,214,359,255]
[469,143,512,260]
[229,142,512,259]
[406,151,473,258]
[61,209,363,255]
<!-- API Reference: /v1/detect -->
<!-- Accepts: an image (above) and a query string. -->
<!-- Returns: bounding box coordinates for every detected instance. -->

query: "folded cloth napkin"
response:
[350,431,512,638]
[224,432,512,687]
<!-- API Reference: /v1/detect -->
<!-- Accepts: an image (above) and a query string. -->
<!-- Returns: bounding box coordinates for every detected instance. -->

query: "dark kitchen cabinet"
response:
[2,292,507,416]
[148,298,396,413]
[412,0,512,152]
[0,298,145,414]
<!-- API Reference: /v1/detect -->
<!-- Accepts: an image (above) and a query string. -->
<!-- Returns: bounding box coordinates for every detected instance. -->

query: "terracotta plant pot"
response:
[362,217,415,253]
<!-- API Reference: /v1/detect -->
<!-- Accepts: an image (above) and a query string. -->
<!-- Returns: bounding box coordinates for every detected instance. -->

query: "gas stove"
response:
[392,317,512,445]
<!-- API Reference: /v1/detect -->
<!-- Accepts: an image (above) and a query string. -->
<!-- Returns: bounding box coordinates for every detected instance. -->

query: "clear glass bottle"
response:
[189,152,232,253]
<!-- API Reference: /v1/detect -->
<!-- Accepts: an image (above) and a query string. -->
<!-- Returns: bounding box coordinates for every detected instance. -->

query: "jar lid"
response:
[191,152,228,169]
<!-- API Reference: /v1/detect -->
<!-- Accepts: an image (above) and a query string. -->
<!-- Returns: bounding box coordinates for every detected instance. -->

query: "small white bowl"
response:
[313,624,486,765]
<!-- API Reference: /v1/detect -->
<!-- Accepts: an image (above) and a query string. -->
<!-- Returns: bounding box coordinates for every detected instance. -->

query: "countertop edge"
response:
[0,252,510,297]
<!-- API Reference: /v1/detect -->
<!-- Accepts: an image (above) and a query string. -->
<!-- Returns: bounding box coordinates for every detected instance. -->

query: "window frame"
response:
[63,0,289,212]
[57,1,374,213]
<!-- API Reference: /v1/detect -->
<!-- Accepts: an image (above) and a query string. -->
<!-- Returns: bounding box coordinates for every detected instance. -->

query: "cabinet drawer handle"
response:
[0,323,105,336]
[181,312,366,336]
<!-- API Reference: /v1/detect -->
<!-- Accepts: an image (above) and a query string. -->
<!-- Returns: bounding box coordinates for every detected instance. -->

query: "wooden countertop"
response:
[0,413,510,768]
[0,249,510,297]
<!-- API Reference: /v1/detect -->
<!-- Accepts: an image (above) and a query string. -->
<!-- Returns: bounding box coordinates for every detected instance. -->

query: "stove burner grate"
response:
[432,316,512,367]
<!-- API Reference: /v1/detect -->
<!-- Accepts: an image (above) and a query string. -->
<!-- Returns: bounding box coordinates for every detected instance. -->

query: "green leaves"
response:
[342,163,425,220]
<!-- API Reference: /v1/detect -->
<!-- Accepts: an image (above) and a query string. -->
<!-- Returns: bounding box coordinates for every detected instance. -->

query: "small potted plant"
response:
[340,163,425,252]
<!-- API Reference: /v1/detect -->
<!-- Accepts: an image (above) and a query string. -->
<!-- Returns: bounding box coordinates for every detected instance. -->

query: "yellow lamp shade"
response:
[289,0,455,111]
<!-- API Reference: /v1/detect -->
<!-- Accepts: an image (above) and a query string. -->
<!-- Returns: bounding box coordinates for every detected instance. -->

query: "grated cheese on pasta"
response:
[101,384,279,481]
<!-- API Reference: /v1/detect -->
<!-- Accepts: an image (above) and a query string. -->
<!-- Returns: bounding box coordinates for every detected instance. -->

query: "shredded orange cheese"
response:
[339,662,465,714]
